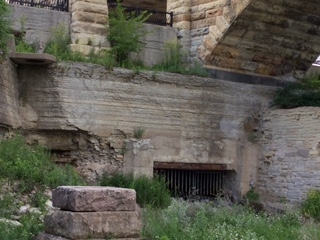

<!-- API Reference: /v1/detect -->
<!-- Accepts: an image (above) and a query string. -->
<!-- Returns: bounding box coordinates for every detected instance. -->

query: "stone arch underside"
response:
[204,0,320,79]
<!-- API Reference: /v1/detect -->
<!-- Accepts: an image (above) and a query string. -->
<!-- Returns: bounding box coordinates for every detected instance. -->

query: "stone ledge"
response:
[44,210,141,239]
[52,186,137,212]
[9,53,56,65]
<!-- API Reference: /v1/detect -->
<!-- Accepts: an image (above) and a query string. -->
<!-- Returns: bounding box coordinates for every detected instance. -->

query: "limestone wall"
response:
[9,5,71,48]
[0,59,20,130]
[15,62,275,195]
[258,107,320,205]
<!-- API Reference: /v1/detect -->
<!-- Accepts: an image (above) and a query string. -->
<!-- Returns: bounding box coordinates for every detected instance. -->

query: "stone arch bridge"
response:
[164,0,320,79]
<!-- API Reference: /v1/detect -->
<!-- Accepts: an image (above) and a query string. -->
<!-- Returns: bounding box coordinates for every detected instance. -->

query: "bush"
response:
[0,135,85,192]
[100,173,171,208]
[301,189,320,221]
[152,41,209,77]
[273,75,320,108]
[133,126,146,139]
[107,0,150,65]
[0,0,10,58]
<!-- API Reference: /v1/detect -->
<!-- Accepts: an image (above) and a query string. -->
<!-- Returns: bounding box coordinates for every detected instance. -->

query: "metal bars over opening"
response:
[7,0,69,12]
[154,168,225,198]
[108,3,173,27]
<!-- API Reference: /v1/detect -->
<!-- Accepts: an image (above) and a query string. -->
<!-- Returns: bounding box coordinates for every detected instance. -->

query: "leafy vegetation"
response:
[0,134,84,192]
[107,1,150,66]
[14,17,36,53]
[133,125,146,139]
[0,0,10,58]
[273,74,320,108]
[0,134,85,239]
[301,189,320,221]
[142,199,320,240]
[100,173,171,208]
[152,41,209,77]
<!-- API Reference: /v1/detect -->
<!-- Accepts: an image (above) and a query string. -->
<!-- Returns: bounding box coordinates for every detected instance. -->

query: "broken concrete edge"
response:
[9,52,56,65]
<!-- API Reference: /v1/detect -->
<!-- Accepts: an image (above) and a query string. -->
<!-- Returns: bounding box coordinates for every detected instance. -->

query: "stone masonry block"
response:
[69,44,100,55]
[52,186,137,212]
[70,21,106,35]
[71,1,108,15]
[71,32,108,47]
[44,210,141,239]
[72,11,107,25]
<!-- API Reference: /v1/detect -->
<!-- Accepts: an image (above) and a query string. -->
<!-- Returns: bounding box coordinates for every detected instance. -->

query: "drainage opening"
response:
[154,162,226,199]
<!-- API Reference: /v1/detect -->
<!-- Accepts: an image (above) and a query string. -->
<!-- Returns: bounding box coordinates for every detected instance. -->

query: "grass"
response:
[142,199,320,240]
[0,134,85,239]
[0,134,85,192]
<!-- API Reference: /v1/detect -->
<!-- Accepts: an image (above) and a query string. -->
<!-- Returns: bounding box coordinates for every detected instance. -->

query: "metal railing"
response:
[7,0,68,12]
[108,3,173,27]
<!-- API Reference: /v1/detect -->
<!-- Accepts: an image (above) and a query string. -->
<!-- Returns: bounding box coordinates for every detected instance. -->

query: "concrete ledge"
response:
[9,53,56,65]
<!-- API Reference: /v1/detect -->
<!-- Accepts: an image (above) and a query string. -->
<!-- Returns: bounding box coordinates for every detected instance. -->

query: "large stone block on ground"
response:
[52,186,137,212]
[36,232,141,240]
[44,211,141,239]
[35,233,68,240]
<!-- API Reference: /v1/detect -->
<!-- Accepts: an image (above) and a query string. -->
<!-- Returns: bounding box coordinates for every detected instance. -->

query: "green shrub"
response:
[45,25,85,62]
[301,189,320,221]
[152,41,209,77]
[133,126,146,139]
[0,135,85,192]
[245,188,260,202]
[273,74,320,108]
[107,0,150,65]
[0,0,10,58]
[14,17,36,53]
[100,173,171,208]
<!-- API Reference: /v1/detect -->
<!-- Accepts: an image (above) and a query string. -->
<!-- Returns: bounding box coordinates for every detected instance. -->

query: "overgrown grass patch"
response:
[0,134,84,192]
[142,199,313,240]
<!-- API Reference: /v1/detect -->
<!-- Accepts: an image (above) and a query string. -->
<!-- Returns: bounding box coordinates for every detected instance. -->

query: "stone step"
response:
[44,210,141,239]
[52,186,136,212]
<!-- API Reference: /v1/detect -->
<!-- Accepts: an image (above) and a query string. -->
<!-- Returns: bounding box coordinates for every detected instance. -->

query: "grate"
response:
[154,168,225,198]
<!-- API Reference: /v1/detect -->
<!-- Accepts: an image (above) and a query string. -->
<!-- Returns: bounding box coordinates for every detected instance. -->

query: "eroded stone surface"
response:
[52,186,136,212]
[44,210,141,239]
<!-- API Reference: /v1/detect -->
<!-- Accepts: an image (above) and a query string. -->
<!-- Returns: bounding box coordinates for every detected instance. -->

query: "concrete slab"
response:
[9,53,56,65]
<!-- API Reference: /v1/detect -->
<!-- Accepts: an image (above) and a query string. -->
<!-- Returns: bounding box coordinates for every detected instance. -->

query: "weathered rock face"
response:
[258,107,320,205]
[52,186,137,212]
[8,62,275,195]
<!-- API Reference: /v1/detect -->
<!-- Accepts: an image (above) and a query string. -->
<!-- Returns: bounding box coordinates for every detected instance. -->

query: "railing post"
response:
[136,6,140,17]
[170,12,173,27]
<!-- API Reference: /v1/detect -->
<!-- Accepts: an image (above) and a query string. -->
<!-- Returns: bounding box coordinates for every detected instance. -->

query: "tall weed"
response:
[100,173,171,208]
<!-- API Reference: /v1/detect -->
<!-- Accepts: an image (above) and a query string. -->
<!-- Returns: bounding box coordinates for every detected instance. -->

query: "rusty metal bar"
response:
[154,162,227,171]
